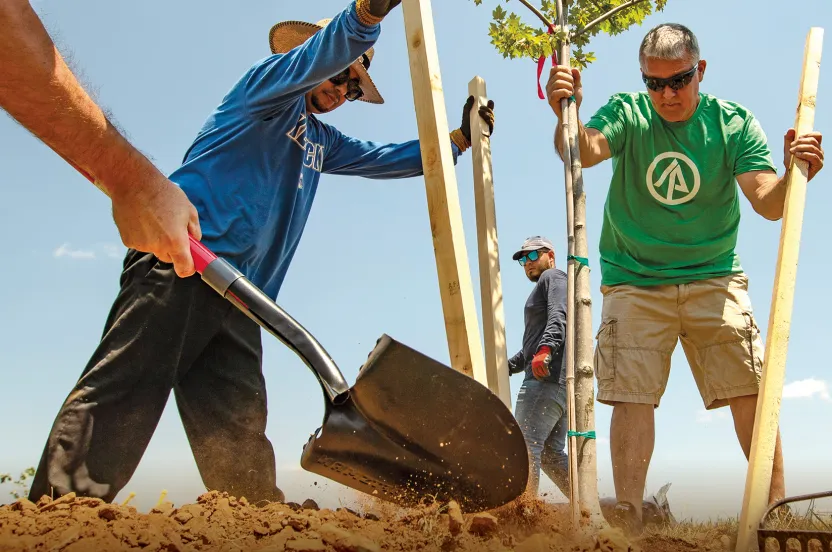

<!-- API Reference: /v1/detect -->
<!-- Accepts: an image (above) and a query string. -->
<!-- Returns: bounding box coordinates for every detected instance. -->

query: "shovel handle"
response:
[192,239,351,403]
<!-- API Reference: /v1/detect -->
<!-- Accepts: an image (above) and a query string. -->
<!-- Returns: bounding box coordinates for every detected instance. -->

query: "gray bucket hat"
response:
[512,236,555,260]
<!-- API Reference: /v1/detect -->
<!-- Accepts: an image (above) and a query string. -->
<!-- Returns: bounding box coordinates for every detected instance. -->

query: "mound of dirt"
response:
[0,490,708,551]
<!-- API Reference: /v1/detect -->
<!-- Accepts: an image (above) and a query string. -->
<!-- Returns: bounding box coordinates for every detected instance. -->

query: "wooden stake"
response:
[735,27,823,552]
[468,76,512,408]
[401,0,487,380]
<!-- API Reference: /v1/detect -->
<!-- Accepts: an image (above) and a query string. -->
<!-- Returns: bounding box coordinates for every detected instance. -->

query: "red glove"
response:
[531,346,552,379]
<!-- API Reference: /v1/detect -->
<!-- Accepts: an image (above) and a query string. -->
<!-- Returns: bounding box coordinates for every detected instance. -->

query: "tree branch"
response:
[588,0,607,13]
[572,0,649,38]
[516,0,554,30]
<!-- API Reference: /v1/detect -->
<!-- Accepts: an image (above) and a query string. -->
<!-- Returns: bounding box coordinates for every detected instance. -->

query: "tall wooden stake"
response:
[468,76,512,409]
[401,0,487,381]
[555,0,605,527]
[735,27,823,552]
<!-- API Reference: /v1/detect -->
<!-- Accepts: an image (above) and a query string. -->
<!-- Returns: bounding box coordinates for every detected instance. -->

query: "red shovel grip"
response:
[189,236,217,274]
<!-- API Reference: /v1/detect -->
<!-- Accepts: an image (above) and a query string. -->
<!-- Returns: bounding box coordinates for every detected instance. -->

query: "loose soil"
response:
[0,490,740,551]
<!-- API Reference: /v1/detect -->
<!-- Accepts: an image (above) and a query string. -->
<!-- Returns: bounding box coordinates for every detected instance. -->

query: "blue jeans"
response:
[514,376,570,496]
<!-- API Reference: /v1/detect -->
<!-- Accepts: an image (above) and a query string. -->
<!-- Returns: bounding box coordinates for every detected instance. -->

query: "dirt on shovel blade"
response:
[0,490,739,551]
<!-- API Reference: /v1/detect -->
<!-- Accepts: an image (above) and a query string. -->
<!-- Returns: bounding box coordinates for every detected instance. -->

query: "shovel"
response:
[61,156,529,512]
[190,237,529,513]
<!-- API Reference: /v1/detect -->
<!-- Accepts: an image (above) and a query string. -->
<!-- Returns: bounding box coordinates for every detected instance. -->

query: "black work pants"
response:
[29,249,283,504]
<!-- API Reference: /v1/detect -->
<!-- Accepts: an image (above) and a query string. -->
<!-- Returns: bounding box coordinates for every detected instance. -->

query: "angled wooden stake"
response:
[402,0,487,381]
[468,76,512,408]
[735,27,823,552]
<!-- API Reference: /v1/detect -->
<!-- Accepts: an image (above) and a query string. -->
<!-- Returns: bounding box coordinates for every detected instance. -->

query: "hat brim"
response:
[268,20,384,105]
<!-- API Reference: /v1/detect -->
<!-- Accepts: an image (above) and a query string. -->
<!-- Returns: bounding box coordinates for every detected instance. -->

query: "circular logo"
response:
[645,152,700,205]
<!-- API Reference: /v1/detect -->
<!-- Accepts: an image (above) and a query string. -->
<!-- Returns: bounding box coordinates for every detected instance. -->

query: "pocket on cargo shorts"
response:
[594,318,617,382]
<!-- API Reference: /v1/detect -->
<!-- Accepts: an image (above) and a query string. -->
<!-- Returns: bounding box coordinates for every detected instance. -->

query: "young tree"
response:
[470,0,669,527]
[472,0,668,67]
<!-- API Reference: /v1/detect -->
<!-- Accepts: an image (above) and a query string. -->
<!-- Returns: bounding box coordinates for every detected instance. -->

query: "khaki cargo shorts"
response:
[594,273,764,410]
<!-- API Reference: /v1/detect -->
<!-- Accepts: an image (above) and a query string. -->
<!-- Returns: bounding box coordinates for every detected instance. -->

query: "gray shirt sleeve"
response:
[537,271,567,356]
[508,350,525,374]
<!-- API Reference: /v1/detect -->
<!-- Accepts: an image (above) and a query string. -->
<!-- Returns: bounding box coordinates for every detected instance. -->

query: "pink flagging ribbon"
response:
[537,25,559,100]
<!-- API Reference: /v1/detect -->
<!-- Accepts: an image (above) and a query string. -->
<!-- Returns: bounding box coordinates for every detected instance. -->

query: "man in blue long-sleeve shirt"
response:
[508,236,570,498]
[29,0,496,505]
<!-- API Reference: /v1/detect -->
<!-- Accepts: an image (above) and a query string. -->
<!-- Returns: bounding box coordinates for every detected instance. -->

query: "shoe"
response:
[608,501,644,537]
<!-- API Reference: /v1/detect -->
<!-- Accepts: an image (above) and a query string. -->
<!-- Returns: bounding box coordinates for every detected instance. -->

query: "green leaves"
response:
[469,0,669,68]
[488,12,559,60]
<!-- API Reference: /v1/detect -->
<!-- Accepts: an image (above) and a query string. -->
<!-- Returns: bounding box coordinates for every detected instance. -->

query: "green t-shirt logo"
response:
[646,152,701,206]
[585,92,777,287]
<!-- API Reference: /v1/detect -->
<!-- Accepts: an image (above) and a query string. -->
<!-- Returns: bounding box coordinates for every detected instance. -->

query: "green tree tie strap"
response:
[567,430,596,439]
[567,255,589,267]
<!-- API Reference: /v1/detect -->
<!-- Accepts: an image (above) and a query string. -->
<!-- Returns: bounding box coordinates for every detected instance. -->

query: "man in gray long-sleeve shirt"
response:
[508,235,570,498]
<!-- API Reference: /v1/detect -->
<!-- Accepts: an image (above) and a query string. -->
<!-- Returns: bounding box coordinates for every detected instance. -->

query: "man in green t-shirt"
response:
[545,23,824,534]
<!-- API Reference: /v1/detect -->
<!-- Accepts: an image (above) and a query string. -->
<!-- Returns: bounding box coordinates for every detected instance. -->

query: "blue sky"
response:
[1,0,829,521]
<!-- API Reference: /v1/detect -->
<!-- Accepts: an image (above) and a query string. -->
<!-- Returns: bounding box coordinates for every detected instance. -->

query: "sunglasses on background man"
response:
[517,249,549,266]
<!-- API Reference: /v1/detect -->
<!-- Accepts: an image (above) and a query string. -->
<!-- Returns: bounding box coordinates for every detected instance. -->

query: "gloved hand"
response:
[450,95,496,153]
[356,0,402,25]
[531,346,552,380]
[462,95,495,141]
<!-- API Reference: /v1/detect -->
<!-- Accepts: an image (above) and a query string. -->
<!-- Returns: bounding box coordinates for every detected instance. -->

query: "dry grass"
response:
[647,516,738,537]
[637,517,739,550]
[638,502,832,551]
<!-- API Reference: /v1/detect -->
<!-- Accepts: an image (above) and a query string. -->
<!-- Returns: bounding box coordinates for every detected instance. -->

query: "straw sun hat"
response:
[268,18,384,104]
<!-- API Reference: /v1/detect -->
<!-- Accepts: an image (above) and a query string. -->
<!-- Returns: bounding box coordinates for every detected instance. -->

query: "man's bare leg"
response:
[728,394,786,503]
[610,402,656,519]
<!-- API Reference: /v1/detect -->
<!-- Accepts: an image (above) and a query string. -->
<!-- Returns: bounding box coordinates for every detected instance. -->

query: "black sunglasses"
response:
[642,65,698,92]
[329,68,364,102]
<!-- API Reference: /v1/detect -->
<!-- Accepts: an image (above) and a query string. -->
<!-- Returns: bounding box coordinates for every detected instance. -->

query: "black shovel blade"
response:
[300,335,529,513]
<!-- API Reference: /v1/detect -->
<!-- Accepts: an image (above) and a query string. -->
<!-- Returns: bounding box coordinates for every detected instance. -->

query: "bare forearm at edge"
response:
[756,173,789,221]
[0,0,157,196]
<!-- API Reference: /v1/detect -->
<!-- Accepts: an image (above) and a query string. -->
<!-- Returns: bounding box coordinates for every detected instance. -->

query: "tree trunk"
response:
[567,97,604,525]
[554,1,604,521]
[554,47,580,528]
